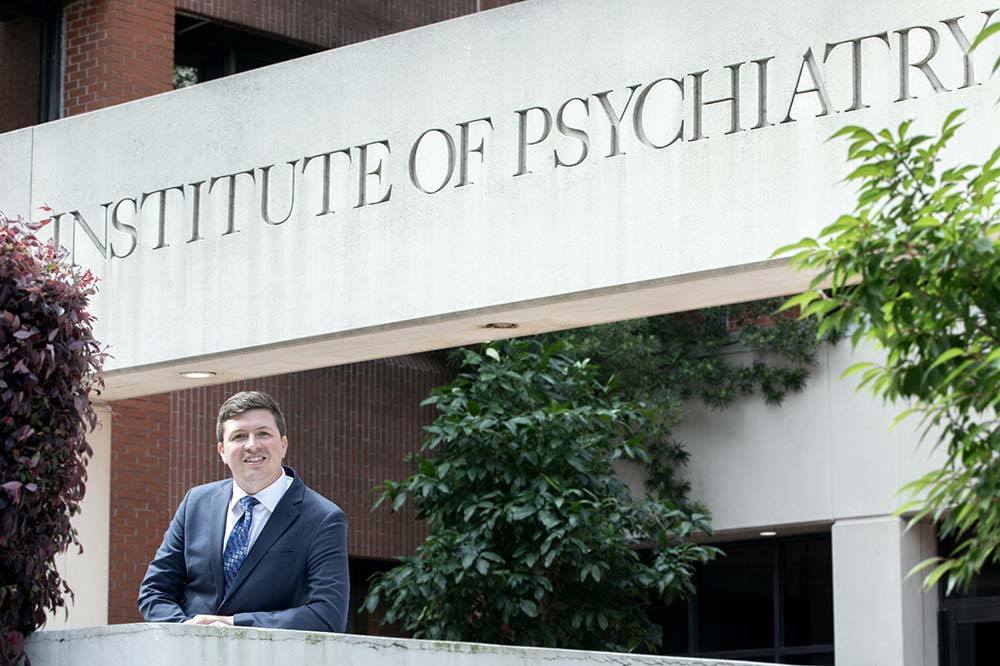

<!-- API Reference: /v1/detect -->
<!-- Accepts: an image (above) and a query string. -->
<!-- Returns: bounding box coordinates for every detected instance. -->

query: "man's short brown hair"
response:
[216,391,287,442]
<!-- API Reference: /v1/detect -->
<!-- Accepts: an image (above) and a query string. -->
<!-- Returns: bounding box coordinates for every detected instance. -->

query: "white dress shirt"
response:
[223,473,293,554]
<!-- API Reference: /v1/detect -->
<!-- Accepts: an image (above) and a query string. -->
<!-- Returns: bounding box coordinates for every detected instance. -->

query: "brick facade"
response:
[0,16,42,133]
[107,394,172,625]
[63,0,175,116]
[107,354,450,625]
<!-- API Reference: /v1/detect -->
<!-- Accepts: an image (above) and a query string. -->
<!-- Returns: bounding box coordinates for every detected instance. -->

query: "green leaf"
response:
[925,560,958,589]
[941,109,966,135]
[819,215,860,236]
[846,164,883,181]
[776,291,821,314]
[539,511,560,528]
[512,505,536,520]
[970,21,1000,51]
[890,408,920,431]
[840,361,875,380]
[906,556,943,578]
[771,237,819,258]
[929,348,965,370]
[485,347,501,362]
[828,125,874,143]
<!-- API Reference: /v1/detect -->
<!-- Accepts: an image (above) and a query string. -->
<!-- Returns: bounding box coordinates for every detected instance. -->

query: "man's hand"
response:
[185,614,234,626]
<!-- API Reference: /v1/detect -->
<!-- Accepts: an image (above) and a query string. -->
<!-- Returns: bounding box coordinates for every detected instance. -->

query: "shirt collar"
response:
[229,471,292,515]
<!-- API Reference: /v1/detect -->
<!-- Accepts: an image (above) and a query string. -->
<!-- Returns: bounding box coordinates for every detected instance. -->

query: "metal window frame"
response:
[38,5,62,122]
[0,0,66,123]
[678,532,835,664]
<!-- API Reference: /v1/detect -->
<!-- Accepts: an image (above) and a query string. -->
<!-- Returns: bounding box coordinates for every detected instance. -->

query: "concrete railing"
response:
[26,623,776,666]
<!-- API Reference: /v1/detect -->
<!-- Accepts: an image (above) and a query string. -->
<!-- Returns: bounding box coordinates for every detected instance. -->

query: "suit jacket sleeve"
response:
[137,490,191,623]
[232,507,349,632]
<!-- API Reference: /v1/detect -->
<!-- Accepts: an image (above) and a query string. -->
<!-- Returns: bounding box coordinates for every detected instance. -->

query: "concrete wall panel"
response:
[11,0,997,398]
[0,127,33,219]
[44,405,112,630]
[675,342,944,529]
[26,623,790,666]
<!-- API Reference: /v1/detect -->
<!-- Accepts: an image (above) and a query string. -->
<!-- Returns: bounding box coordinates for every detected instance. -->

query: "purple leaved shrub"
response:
[1,209,105,665]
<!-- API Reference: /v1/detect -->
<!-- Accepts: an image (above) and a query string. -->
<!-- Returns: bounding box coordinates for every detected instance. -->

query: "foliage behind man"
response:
[364,331,819,652]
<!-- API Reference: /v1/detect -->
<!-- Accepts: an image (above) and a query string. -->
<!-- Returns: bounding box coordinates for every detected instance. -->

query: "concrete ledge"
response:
[26,623,773,666]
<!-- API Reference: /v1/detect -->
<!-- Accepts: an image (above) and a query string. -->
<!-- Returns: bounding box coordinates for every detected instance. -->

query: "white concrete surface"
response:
[649,341,946,665]
[675,341,946,532]
[23,623,783,666]
[0,0,996,400]
[42,404,111,629]
[832,517,939,666]
[0,127,32,219]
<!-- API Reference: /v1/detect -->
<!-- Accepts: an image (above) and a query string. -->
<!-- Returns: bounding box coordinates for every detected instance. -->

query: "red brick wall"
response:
[0,16,41,133]
[108,354,450,624]
[176,0,520,50]
[107,394,172,625]
[63,0,174,117]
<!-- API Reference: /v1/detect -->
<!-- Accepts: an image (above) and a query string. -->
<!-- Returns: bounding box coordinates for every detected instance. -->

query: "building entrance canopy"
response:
[1,0,997,400]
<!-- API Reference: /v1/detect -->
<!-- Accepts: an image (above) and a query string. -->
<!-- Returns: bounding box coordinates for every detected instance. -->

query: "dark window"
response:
[698,541,774,651]
[654,592,689,654]
[0,0,63,130]
[782,538,834,647]
[651,532,834,664]
[348,556,403,636]
[173,12,321,89]
[938,535,1000,666]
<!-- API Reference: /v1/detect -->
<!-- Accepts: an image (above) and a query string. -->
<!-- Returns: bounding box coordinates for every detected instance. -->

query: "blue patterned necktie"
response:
[223,496,260,595]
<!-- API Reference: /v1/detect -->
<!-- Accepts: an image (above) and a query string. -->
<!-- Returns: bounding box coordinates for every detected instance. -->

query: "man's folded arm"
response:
[233,509,349,632]
[137,491,191,623]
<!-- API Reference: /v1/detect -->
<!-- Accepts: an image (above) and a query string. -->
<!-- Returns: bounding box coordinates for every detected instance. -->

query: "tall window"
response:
[650,533,835,664]
[174,12,320,89]
[0,0,62,131]
[938,536,1000,666]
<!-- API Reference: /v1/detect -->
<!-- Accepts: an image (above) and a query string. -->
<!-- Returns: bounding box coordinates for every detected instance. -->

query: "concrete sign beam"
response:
[1,0,997,400]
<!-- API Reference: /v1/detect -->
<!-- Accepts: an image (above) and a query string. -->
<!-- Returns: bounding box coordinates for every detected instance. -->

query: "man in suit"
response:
[138,391,349,632]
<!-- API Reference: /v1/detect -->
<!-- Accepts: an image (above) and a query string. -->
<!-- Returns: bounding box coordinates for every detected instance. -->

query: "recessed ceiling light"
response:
[179,371,217,379]
[759,531,778,537]
[482,322,518,329]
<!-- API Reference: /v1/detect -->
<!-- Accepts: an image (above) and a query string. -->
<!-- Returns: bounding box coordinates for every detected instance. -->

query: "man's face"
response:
[217,408,288,494]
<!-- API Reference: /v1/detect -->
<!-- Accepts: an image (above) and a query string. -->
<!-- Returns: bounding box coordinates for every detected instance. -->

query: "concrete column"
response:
[44,403,112,629]
[832,516,938,666]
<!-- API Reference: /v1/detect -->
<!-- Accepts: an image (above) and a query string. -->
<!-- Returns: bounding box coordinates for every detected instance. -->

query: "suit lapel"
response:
[209,481,231,607]
[222,475,303,603]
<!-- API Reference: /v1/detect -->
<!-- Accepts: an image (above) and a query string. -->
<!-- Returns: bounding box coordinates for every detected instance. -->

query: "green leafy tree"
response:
[774,26,1000,593]
[779,111,1000,592]
[364,339,716,652]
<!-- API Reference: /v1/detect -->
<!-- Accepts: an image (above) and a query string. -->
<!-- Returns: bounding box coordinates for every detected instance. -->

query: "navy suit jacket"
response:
[138,467,349,632]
